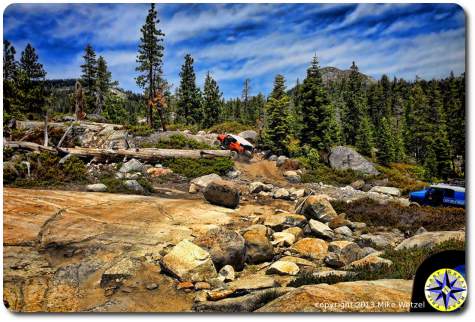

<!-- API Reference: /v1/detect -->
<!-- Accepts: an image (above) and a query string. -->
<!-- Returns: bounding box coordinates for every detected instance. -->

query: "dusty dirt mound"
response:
[235,160,286,185]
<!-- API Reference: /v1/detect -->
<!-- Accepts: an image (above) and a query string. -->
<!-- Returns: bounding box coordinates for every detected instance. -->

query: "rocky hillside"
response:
[321,66,376,85]
[3,120,465,312]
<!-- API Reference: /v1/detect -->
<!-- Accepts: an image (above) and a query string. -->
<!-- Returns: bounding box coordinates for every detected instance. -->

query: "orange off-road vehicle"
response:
[217,134,254,160]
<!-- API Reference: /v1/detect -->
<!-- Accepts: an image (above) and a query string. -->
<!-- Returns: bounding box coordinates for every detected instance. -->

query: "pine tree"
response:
[445,72,465,172]
[202,72,222,128]
[264,74,290,154]
[95,56,116,114]
[392,117,406,162]
[377,117,395,165]
[80,44,97,97]
[299,55,335,150]
[424,145,438,179]
[136,3,165,128]
[3,40,17,81]
[380,74,393,118]
[355,115,374,156]
[19,43,47,115]
[406,82,432,161]
[431,122,452,179]
[20,43,46,80]
[3,40,22,119]
[176,54,202,125]
[253,92,266,132]
[342,61,367,146]
[96,56,114,94]
[270,74,286,100]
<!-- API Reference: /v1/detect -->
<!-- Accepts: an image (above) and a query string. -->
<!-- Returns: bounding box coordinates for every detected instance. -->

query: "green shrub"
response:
[61,156,88,182]
[126,124,154,137]
[207,121,253,134]
[331,197,465,233]
[301,163,371,186]
[161,157,234,178]
[7,152,88,186]
[296,145,321,170]
[286,137,302,158]
[100,176,128,193]
[290,239,465,287]
[376,163,428,195]
[137,177,154,193]
[166,123,200,134]
[141,134,213,150]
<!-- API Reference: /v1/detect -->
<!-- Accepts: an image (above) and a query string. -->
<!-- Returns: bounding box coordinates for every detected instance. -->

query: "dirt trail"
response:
[235,159,287,186]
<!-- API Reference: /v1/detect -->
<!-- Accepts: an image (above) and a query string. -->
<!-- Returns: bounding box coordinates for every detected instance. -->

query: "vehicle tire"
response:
[230,151,239,160]
[409,202,421,207]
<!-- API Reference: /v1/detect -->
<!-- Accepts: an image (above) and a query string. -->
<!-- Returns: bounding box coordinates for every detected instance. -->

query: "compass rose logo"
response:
[424,268,467,312]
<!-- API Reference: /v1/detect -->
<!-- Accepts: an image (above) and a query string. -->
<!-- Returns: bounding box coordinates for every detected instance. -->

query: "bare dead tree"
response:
[75,81,86,121]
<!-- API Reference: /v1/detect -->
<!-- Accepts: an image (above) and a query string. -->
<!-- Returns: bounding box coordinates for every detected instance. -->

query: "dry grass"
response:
[331,198,465,234]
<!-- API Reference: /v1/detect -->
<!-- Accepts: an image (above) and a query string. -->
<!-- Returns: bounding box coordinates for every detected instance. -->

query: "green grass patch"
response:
[161,157,234,178]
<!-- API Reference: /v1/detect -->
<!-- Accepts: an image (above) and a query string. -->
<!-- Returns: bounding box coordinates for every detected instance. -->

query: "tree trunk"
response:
[43,111,49,147]
[5,141,57,153]
[158,104,167,131]
[57,146,231,162]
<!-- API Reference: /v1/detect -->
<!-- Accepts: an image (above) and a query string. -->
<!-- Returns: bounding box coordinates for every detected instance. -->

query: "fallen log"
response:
[57,146,232,161]
[15,120,124,132]
[4,141,57,153]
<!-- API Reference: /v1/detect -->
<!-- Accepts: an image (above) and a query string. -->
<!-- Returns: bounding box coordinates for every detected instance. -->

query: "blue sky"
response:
[3,3,465,98]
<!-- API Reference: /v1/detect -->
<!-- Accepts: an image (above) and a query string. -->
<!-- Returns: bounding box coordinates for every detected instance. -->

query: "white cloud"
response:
[4,3,465,96]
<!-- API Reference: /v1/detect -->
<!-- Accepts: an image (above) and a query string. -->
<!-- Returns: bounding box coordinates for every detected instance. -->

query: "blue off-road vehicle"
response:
[409,183,465,208]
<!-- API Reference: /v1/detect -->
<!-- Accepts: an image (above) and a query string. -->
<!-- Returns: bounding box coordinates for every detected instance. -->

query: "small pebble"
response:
[145,283,158,290]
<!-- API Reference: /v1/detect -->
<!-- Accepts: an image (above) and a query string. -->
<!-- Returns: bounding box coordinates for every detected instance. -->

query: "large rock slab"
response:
[358,233,399,249]
[345,255,393,272]
[161,240,217,282]
[325,241,366,268]
[228,275,277,291]
[272,232,296,247]
[190,173,221,193]
[100,258,139,288]
[203,179,240,209]
[263,213,307,231]
[291,238,328,260]
[86,183,108,192]
[266,261,299,276]
[119,158,143,173]
[395,231,465,250]
[296,195,337,223]
[193,287,292,312]
[309,219,334,240]
[369,186,401,197]
[124,179,144,193]
[237,130,258,143]
[257,279,413,312]
[242,225,274,264]
[328,146,379,175]
[194,227,246,270]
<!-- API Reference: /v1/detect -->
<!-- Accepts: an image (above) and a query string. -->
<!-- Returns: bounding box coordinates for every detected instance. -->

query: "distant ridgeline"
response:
[42,78,77,89]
